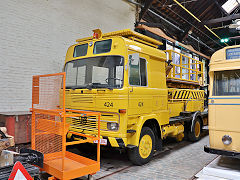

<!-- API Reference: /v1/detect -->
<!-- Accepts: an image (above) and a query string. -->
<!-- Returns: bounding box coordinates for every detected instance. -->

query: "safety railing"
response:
[165,50,204,85]
[31,72,100,176]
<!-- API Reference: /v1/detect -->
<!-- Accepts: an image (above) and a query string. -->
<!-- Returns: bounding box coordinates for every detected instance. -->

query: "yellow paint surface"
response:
[209,45,240,152]
[64,29,205,147]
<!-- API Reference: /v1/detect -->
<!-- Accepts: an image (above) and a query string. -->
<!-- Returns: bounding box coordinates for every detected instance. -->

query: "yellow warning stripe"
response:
[194,92,197,98]
[68,132,127,148]
[108,137,119,147]
[174,91,179,99]
[185,91,190,99]
[108,137,127,147]
[182,91,186,99]
[171,90,204,100]
[191,92,195,99]
[178,91,183,99]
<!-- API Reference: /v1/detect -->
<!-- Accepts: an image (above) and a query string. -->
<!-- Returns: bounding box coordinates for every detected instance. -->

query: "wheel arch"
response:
[142,119,162,139]
[142,118,162,150]
[191,111,203,132]
[128,115,162,149]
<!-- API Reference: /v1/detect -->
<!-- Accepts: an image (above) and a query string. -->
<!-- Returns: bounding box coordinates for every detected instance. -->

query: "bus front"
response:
[205,45,240,157]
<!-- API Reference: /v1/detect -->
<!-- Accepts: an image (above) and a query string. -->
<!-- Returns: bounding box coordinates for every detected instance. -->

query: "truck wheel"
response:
[188,117,202,142]
[128,127,155,165]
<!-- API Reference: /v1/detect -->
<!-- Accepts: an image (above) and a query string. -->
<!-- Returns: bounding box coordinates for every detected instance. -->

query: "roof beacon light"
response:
[93,29,102,39]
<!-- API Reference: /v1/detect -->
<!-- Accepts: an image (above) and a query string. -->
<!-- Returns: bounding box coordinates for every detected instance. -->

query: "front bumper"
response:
[105,136,127,148]
[67,132,127,148]
[204,145,240,158]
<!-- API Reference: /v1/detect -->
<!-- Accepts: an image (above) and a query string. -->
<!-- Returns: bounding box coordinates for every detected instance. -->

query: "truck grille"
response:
[67,113,119,131]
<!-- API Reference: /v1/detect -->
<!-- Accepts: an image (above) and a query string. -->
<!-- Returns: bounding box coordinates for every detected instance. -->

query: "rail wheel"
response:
[188,117,202,142]
[128,127,155,165]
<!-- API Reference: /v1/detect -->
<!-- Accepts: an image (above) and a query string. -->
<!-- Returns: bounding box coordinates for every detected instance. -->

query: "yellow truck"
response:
[65,29,207,165]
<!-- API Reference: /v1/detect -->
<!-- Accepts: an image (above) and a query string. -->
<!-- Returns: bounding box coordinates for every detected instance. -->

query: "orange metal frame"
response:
[31,72,101,180]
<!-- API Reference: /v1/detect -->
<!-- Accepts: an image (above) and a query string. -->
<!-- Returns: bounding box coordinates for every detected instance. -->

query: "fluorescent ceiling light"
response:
[222,0,240,14]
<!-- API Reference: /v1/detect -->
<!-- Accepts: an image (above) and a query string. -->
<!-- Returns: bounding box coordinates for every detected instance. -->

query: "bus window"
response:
[213,69,240,96]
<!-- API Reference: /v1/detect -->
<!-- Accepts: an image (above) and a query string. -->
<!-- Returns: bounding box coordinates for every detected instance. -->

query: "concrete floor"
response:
[196,155,240,179]
[57,132,217,180]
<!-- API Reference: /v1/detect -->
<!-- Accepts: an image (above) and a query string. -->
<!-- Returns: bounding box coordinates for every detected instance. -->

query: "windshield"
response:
[65,56,124,89]
[213,69,240,96]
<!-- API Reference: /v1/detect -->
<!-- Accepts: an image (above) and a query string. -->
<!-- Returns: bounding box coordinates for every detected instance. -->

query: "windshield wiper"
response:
[86,83,93,90]
[66,85,87,90]
[66,84,115,90]
[66,85,76,89]
[91,83,114,90]
[92,83,106,88]
[107,87,113,90]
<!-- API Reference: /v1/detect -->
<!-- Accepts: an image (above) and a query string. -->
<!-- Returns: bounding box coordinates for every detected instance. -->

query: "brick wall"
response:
[0,0,135,112]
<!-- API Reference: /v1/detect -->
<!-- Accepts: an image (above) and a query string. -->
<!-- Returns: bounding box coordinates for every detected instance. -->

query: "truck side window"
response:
[129,57,147,86]
[140,59,147,86]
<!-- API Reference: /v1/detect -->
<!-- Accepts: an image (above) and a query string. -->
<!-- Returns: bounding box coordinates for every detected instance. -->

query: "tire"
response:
[188,117,202,142]
[128,127,155,165]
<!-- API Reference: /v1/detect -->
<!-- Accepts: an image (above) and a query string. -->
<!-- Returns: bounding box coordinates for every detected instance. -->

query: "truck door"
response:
[128,52,152,116]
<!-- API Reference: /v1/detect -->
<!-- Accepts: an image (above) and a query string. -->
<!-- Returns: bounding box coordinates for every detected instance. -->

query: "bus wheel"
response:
[188,117,202,142]
[128,127,155,165]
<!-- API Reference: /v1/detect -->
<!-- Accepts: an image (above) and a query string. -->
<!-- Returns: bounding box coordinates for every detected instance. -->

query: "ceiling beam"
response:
[139,0,154,21]
[147,8,184,32]
[137,21,215,52]
[179,26,194,42]
[170,0,203,23]
[198,2,214,19]
[204,13,240,24]
[178,2,214,42]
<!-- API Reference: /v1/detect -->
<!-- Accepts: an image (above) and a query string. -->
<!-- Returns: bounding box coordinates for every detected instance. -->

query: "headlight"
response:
[107,122,119,130]
[222,135,232,145]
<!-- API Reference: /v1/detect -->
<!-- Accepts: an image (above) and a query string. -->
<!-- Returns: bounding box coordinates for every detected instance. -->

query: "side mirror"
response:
[129,53,139,66]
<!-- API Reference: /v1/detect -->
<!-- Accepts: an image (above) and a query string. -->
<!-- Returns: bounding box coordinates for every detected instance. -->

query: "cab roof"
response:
[76,29,163,48]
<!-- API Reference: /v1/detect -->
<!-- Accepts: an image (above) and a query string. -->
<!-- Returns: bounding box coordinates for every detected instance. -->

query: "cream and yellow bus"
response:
[205,45,240,157]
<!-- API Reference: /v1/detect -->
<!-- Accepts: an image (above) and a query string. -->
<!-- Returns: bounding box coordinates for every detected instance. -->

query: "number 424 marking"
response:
[104,102,113,107]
